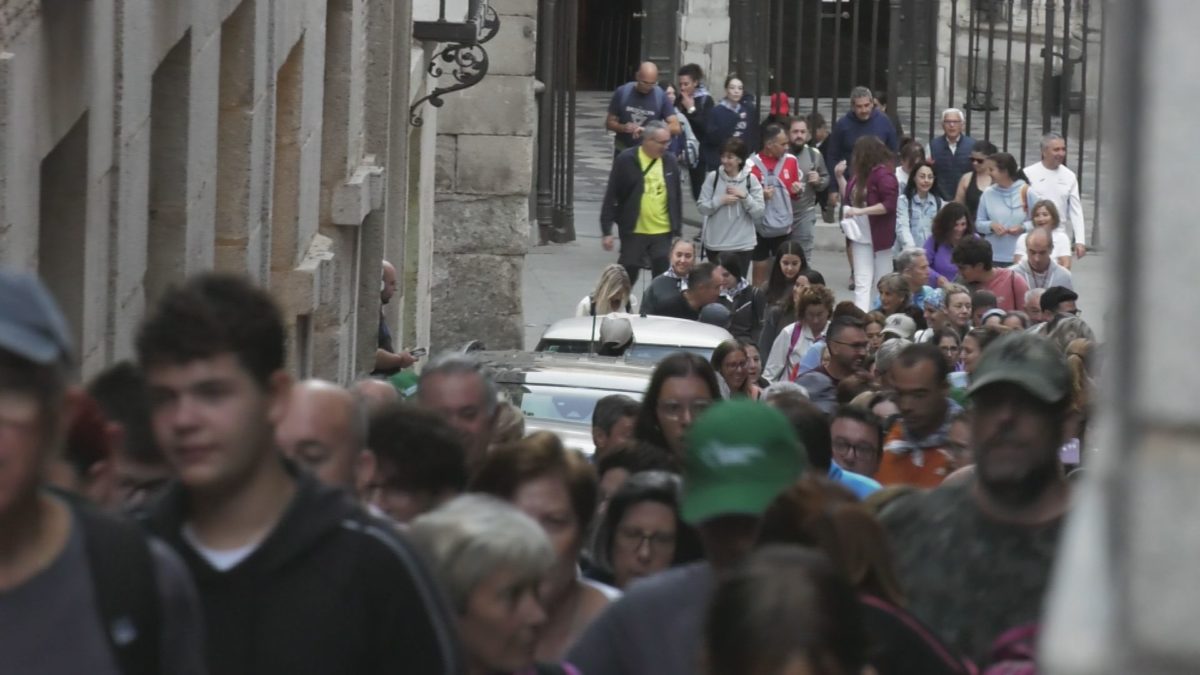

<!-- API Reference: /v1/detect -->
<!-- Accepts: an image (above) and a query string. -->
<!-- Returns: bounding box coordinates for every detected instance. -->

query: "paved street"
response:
[523,91,1110,349]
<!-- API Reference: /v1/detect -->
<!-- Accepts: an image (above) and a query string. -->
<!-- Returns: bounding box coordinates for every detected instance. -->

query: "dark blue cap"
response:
[0,270,73,365]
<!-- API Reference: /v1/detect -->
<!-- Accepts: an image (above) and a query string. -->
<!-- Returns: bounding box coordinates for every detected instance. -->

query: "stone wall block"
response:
[452,134,533,195]
[430,253,524,351]
[433,194,530,256]
[436,76,535,136]
[680,16,730,46]
[487,15,536,76]
[435,134,457,191]
[491,0,537,18]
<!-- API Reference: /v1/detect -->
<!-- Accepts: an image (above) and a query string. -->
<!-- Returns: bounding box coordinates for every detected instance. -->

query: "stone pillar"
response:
[430,0,538,352]
[678,0,730,89]
[1040,2,1200,672]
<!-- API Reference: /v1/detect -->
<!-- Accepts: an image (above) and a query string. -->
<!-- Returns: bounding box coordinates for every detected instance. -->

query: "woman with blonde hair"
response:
[576,264,637,317]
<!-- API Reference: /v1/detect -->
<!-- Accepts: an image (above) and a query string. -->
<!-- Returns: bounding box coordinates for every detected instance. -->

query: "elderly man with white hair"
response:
[1023,132,1088,259]
[929,107,976,201]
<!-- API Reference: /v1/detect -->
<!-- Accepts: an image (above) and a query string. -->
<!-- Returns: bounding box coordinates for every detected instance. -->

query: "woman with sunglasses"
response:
[954,139,998,226]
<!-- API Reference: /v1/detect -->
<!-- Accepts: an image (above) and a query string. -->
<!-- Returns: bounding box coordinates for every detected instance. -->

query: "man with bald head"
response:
[277,379,369,491]
[607,61,681,157]
[353,378,402,415]
[1013,227,1074,291]
[374,260,417,375]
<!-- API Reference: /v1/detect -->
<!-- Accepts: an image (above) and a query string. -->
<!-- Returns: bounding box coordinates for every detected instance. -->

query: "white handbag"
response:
[839,209,871,244]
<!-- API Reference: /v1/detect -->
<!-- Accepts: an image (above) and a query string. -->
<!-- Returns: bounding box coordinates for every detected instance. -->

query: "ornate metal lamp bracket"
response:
[410,5,501,127]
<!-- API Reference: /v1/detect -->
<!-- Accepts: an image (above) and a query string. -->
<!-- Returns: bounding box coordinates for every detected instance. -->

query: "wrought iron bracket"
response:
[410,5,501,127]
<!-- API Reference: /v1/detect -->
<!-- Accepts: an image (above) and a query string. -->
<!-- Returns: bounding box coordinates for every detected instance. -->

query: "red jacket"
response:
[845,164,900,252]
[749,153,803,197]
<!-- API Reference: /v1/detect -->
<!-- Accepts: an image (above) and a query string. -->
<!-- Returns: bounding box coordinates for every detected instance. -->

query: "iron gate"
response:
[765,0,1105,246]
[536,0,579,243]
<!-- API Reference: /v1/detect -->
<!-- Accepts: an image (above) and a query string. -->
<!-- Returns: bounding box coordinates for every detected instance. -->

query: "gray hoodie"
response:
[697,165,763,252]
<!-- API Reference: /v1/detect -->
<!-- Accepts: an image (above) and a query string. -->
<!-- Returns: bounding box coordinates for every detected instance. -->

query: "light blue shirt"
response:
[896,192,942,251]
[976,181,1037,263]
[828,463,882,499]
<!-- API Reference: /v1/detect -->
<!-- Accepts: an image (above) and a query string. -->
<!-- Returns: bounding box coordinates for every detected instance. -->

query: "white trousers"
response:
[850,242,892,312]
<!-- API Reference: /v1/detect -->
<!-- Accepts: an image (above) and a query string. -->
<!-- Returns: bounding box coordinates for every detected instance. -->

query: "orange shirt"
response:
[875,422,955,488]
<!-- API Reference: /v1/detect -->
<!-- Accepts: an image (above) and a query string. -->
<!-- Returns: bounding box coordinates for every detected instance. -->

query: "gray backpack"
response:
[749,153,795,237]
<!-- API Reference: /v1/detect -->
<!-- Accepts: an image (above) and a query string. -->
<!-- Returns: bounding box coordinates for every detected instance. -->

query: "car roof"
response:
[537,313,734,348]
[475,351,653,392]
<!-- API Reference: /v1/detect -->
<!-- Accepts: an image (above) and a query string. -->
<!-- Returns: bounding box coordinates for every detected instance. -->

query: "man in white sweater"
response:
[1023,133,1087,259]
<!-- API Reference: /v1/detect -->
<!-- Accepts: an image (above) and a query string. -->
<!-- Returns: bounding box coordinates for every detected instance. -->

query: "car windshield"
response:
[535,339,714,362]
[498,383,644,425]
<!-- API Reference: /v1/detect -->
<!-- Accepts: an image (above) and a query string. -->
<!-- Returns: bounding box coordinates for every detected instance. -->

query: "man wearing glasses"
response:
[606,61,681,157]
[929,108,976,201]
[795,316,870,415]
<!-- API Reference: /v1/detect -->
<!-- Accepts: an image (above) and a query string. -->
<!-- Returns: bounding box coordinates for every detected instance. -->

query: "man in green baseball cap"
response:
[569,399,804,675]
[682,399,805,523]
[880,331,1075,663]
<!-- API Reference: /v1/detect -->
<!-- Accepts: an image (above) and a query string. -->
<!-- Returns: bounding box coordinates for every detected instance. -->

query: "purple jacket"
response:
[846,165,899,253]
[924,233,980,285]
[924,235,956,284]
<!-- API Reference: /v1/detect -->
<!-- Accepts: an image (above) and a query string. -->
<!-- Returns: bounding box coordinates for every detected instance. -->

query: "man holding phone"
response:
[374,260,419,375]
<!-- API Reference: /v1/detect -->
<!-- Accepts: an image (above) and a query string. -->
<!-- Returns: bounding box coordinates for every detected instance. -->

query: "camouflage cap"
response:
[967,331,1070,404]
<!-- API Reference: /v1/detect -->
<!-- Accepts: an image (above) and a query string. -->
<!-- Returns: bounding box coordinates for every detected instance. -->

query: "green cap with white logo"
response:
[681,400,804,525]
[967,331,1070,404]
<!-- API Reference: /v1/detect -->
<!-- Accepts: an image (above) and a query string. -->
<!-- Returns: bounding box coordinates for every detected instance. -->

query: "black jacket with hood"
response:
[600,147,683,240]
[142,468,462,675]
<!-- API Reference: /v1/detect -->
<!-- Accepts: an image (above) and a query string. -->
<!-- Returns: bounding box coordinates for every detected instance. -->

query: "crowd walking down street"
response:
[0,17,1121,675]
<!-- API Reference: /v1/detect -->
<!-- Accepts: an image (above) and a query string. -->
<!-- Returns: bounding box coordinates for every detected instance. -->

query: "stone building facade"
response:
[0,0,539,380]
[431,0,539,352]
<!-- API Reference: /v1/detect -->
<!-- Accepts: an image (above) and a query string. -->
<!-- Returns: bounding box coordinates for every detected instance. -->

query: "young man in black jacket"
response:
[600,120,683,285]
[137,274,461,675]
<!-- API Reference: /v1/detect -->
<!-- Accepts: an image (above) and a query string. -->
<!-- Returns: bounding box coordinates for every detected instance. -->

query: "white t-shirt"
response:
[1022,162,1086,245]
[183,524,263,571]
[1013,228,1072,261]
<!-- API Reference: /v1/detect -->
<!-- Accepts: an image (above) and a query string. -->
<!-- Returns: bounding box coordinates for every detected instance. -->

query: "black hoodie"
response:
[142,467,462,675]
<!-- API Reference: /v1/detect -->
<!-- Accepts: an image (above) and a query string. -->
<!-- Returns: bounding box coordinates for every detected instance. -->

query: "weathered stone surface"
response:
[453,134,533,195]
[491,0,537,18]
[434,194,531,256]
[431,253,524,352]
[436,134,457,191]
[487,15,536,77]
[436,76,536,136]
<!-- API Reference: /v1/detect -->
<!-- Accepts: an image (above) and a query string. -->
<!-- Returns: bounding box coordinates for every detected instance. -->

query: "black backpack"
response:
[62,492,163,675]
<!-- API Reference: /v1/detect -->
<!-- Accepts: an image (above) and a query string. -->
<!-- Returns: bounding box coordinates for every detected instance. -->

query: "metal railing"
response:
[764,0,1105,246]
[535,0,579,243]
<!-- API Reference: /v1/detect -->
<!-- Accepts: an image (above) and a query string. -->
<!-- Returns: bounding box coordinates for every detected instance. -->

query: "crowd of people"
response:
[2,244,1098,674]
[1,62,1099,675]
[597,63,1088,344]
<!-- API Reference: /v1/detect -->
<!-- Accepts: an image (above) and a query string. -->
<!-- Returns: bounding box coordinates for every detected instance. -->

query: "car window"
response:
[535,339,592,354]
[499,384,644,425]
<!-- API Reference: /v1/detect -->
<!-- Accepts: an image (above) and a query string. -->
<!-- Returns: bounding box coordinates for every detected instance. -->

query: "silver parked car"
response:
[476,351,653,457]
[534,313,733,362]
